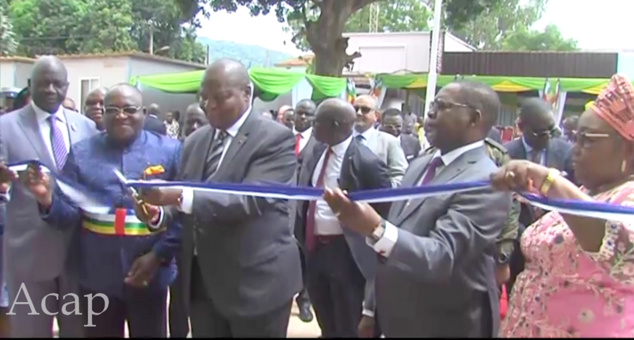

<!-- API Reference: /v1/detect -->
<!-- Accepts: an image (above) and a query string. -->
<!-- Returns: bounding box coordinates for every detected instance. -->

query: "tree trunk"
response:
[305,0,377,77]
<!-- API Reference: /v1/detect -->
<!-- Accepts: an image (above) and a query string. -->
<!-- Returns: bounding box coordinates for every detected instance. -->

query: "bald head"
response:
[105,83,143,106]
[205,58,250,89]
[454,80,501,133]
[103,83,145,143]
[30,56,69,113]
[147,103,160,116]
[313,98,356,145]
[200,58,251,130]
[354,95,377,110]
[184,103,208,137]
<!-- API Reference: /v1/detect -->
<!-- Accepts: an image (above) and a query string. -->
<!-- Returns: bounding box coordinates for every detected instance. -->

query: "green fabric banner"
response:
[130,67,347,102]
[376,74,624,94]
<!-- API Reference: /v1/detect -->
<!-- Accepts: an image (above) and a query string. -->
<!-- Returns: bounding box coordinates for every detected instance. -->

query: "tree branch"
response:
[352,0,380,13]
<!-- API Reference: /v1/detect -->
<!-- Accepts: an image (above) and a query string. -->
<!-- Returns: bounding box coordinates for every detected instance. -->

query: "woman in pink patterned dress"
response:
[492,74,634,337]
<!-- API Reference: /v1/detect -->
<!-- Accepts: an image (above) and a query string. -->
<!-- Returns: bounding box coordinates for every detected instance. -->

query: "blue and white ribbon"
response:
[8,160,634,223]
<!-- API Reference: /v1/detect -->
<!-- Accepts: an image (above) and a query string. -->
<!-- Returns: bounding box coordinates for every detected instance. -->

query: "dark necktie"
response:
[204,130,228,178]
[305,148,333,252]
[48,114,67,171]
[419,157,443,186]
[355,134,365,144]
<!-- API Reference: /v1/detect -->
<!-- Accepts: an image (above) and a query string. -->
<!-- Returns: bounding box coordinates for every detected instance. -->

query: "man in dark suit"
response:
[293,98,390,338]
[322,81,512,337]
[140,58,302,338]
[380,108,421,162]
[291,99,317,322]
[503,98,575,292]
[143,103,167,135]
[487,126,502,143]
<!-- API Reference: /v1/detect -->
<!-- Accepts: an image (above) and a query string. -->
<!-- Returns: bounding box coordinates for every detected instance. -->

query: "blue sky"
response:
[197,0,633,55]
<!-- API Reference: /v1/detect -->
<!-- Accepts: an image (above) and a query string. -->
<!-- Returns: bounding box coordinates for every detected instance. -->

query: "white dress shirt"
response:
[293,127,313,154]
[368,140,485,258]
[312,135,352,235]
[179,107,252,214]
[522,136,546,165]
[32,102,71,162]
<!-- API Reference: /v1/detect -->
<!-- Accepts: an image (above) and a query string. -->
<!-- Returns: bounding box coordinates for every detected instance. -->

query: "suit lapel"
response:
[338,139,358,190]
[212,112,257,180]
[64,109,81,146]
[390,154,432,220]
[393,146,485,225]
[191,125,213,181]
[300,142,327,186]
[16,106,56,169]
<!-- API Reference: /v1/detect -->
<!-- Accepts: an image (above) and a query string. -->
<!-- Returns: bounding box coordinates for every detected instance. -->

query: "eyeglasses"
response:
[354,105,373,114]
[574,131,612,148]
[428,99,476,113]
[527,126,557,138]
[104,106,141,116]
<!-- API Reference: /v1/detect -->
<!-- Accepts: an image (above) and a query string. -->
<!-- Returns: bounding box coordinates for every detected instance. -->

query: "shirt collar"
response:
[31,102,65,125]
[224,107,252,138]
[432,140,485,167]
[330,134,353,157]
[360,127,376,140]
[293,127,312,139]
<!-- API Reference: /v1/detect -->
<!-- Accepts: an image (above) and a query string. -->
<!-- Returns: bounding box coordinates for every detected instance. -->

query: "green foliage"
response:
[500,24,578,51]
[6,0,208,63]
[0,5,17,55]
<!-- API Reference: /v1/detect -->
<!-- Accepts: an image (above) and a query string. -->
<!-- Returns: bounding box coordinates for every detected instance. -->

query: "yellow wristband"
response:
[539,168,560,196]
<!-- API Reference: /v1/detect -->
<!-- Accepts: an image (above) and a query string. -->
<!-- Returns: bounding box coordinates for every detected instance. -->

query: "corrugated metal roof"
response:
[442,51,618,78]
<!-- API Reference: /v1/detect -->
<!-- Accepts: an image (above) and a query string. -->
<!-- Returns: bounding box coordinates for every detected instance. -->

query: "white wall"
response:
[342,31,475,74]
[61,56,129,107]
[0,62,15,88]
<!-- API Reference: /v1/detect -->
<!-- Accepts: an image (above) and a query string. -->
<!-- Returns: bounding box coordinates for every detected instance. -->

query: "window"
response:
[79,78,101,108]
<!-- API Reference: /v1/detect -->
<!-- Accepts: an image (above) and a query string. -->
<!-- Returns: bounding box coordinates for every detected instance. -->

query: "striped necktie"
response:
[48,114,67,171]
[204,130,228,178]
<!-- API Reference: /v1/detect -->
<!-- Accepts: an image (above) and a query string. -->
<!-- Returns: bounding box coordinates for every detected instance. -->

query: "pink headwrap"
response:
[589,74,634,141]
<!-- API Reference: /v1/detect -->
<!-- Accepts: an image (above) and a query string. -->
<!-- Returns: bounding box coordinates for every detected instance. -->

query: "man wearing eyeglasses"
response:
[21,83,181,337]
[503,97,575,293]
[352,95,407,187]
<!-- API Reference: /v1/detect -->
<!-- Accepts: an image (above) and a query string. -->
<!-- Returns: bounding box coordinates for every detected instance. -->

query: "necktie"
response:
[48,115,67,171]
[355,134,365,144]
[305,148,333,252]
[529,149,541,164]
[295,133,302,157]
[204,130,228,178]
[419,157,443,186]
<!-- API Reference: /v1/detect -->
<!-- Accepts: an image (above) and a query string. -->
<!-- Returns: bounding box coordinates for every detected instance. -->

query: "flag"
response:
[552,78,561,111]
[370,77,382,98]
[542,78,551,102]
[346,78,356,103]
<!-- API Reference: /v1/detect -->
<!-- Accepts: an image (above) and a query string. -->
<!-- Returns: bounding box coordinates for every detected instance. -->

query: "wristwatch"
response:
[496,252,511,265]
[369,219,386,243]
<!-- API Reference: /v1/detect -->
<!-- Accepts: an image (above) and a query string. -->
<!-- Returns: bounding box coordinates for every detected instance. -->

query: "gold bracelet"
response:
[539,168,560,196]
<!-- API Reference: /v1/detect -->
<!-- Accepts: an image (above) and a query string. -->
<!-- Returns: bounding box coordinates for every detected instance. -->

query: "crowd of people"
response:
[0,54,632,338]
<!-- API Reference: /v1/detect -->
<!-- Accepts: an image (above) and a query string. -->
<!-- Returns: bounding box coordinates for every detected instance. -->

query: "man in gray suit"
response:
[139,58,302,338]
[323,81,512,337]
[352,95,408,187]
[0,56,97,337]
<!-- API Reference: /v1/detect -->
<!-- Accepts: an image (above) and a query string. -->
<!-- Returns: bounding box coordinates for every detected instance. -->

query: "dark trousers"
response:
[189,257,292,338]
[80,286,167,338]
[295,245,311,306]
[168,274,189,337]
[306,235,365,338]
